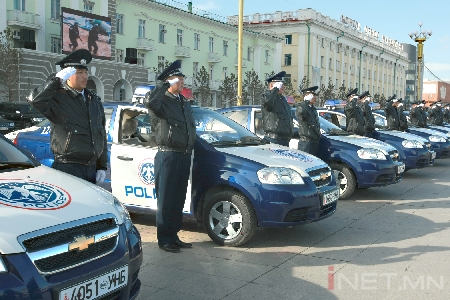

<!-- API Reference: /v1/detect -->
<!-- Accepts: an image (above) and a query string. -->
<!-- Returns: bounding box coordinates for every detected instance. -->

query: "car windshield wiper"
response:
[239,136,267,145]
[0,162,35,170]
[327,128,349,136]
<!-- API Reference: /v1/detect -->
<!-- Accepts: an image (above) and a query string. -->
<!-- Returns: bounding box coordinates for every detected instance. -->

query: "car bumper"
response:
[0,224,142,300]
[430,142,450,159]
[356,160,404,188]
[403,147,433,170]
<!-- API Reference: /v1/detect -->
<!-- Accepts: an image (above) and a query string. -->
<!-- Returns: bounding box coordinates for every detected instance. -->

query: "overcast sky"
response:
[180,0,450,81]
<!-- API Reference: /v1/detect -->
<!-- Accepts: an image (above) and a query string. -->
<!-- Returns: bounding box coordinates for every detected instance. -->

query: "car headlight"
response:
[9,123,14,127]
[357,148,387,160]
[0,256,7,273]
[113,196,133,231]
[429,135,446,143]
[257,167,305,184]
[402,140,423,148]
[32,117,42,122]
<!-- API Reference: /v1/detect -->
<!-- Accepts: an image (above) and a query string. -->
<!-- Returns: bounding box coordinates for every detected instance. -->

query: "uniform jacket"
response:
[344,98,365,135]
[398,106,408,131]
[28,78,108,169]
[295,101,320,142]
[410,107,427,127]
[261,89,294,140]
[145,82,196,153]
[428,106,444,126]
[444,109,450,123]
[358,101,375,132]
[384,101,400,130]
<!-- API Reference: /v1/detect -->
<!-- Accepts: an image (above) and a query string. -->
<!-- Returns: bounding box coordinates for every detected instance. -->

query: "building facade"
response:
[0,0,280,106]
[423,80,450,104]
[229,9,410,101]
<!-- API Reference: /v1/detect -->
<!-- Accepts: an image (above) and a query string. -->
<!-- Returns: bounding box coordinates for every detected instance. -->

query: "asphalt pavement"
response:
[132,158,450,299]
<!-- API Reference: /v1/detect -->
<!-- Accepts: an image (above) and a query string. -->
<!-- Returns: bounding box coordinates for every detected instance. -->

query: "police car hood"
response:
[410,127,448,137]
[325,134,396,154]
[378,130,429,142]
[215,144,328,177]
[429,125,450,133]
[0,165,120,254]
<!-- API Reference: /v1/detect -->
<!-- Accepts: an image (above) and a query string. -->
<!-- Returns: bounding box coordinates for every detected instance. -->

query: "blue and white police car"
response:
[13,104,339,247]
[0,134,142,299]
[217,106,405,199]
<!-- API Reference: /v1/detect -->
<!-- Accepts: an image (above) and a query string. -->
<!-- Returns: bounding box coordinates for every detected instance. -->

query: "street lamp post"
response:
[409,23,432,102]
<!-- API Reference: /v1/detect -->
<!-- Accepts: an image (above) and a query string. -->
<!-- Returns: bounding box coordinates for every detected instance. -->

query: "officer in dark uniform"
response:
[28,49,107,184]
[428,100,444,126]
[397,99,408,132]
[296,86,320,155]
[144,60,196,253]
[443,104,450,123]
[68,22,81,52]
[358,91,377,138]
[410,100,427,127]
[385,95,400,130]
[344,88,365,135]
[261,71,293,146]
[88,24,99,55]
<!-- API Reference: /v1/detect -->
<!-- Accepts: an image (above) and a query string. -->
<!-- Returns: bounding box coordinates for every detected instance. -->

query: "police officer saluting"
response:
[429,100,444,126]
[410,100,427,127]
[28,49,107,184]
[385,95,400,130]
[261,71,293,146]
[145,60,196,253]
[443,103,450,123]
[358,91,377,138]
[344,88,365,135]
[397,98,408,132]
[296,86,320,155]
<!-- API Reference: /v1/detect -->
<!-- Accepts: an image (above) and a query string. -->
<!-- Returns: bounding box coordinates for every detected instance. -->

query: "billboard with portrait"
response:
[61,7,111,60]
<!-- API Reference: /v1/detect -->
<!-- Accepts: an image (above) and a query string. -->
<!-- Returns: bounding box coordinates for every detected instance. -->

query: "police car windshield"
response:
[193,107,264,146]
[0,136,37,171]
[319,116,348,135]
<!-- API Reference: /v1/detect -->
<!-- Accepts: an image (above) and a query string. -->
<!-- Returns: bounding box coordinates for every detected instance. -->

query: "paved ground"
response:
[132,159,450,299]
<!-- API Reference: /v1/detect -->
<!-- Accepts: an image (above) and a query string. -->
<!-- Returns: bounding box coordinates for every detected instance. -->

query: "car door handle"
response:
[117,156,133,161]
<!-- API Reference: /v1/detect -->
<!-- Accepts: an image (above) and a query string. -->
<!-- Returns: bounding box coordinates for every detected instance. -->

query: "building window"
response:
[51,0,60,19]
[336,44,340,53]
[247,46,252,61]
[368,70,371,79]
[138,20,145,38]
[116,14,124,34]
[350,81,352,88]
[343,80,345,86]
[321,56,324,68]
[336,79,338,87]
[50,36,61,53]
[116,49,124,62]
[321,38,324,48]
[158,24,166,43]
[265,50,269,64]
[363,68,366,78]
[328,58,332,70]
[209,64,214,79]
[158,56,165,73]
[320,76,323,85]
[336,60,340,71]
[193,62,199,77]
[177,29,183,46]
[329,77,332,84]
[329,42,332,50]
[119,84,125,101]
[209,37,214,52]
[222,67,227,80]
[362,84,364,91]
[14,0,25,10]
[137,52,145,66]
[84,3,93,13]
[223,40,228,56]
[194,33,200,50]
[284,54,292,66]
[285,35,292,45]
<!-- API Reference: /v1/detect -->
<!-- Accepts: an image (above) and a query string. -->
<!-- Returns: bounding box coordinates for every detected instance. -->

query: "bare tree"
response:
[336,84,347,100]
[283,77,297,98]
[193,66,210,107]
[318,80,335,107]
[379,94,387,109]
[372,93,380,104]
[219,73,238,107]
[242,70,264,105]
[0,28,23,102]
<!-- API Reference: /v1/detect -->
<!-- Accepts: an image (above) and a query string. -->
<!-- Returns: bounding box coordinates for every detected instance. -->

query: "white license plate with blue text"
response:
[323,188,339,205]
[397,163,405,174]
[0,127,7,130]
[59,265,128,300]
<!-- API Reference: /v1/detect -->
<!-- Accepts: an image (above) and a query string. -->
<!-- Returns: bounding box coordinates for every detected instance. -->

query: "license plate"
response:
[0,127,7,130]
[59,265,128,300]
[431,152,436,159]
[397,163,405,174]
[323,188,339,205]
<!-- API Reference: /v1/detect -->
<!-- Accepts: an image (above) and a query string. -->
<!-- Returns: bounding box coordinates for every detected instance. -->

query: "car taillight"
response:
[13,132,19,145]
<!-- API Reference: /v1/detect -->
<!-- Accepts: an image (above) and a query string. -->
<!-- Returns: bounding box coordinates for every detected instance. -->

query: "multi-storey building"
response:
[229,9,410,101]
[0,0,281,106]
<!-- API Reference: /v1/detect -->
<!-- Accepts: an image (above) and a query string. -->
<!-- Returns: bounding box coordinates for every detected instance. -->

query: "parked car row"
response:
[0,101,45,132]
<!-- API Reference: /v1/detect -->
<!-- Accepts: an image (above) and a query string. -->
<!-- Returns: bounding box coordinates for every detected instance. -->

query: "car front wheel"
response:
[329,163,356,199]
[203,190,256,247]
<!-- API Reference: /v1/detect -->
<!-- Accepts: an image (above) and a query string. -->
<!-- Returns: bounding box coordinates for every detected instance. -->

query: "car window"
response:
[374,115,386,127]
[119,109,155,147]
[0,137,37,171]
[254,111,265,135]
[221,110,248,127]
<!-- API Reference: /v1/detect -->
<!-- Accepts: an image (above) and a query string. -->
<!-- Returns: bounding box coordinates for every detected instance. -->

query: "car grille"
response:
[284,207,310,222]
[415,159,429,167]
[19,215,119,275]
[307,166,332,188]
[388,150,399,162]
[320,202,336,217]
[375,174,393,183]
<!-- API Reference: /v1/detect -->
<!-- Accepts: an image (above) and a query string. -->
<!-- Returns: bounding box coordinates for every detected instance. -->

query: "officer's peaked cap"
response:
[397,98,403,103]
[358,91,370,99]
[56,49,92,69]
[345,88,358,98]
[266,71,286,83]
[157,59,185,81]
[437,99,442,103]
[387,94,397,101]
[301,86,319,95]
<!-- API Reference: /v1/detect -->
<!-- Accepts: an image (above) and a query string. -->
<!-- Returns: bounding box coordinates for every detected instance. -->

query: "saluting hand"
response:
[273,82,283,90]
[168,78,179,86]
[56,67,77,82]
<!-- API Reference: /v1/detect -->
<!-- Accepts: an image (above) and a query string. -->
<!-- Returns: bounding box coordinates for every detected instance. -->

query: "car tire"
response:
[329,163,356,199]
[203,190,256,247]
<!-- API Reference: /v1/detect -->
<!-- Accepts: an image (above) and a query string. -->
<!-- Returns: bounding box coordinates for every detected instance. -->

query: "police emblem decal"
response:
[0,180,71,210]
[269,148,314,162]
[138,158,155,185]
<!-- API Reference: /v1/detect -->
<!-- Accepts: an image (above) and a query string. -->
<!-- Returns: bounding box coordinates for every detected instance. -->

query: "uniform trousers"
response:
[154,151,192,246]
[264,136,289,147]
[52,162,96,184]
[297,139,319,156]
